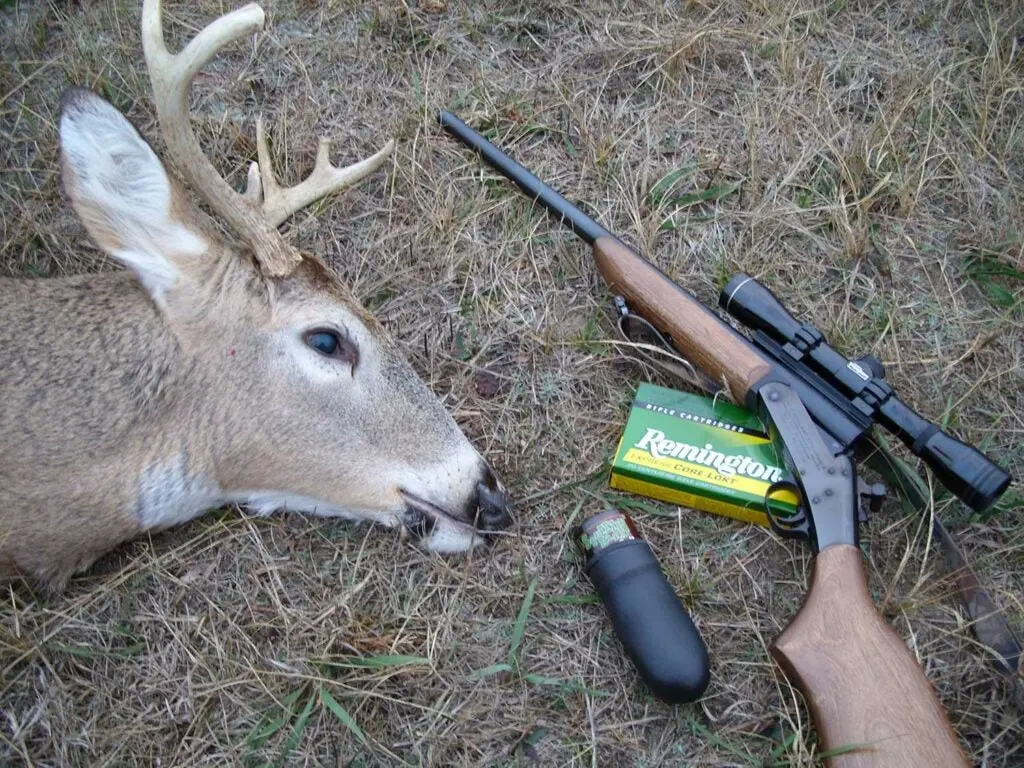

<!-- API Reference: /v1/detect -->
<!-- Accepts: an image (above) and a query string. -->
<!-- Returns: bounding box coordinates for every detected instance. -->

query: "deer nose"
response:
[474,465,512,532]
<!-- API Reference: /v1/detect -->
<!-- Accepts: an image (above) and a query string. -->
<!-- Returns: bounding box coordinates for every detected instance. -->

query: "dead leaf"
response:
[474,369,502,398]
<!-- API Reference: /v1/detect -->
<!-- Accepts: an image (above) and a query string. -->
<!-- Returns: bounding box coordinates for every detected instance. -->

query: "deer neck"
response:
[0,273,207,584]
[0,271,232,515]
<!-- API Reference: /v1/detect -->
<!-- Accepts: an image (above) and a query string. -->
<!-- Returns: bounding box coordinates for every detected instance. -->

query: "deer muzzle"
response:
[399,462,512,548]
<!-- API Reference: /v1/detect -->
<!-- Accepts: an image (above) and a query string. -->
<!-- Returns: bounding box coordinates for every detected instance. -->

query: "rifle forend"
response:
[592,237,773,399]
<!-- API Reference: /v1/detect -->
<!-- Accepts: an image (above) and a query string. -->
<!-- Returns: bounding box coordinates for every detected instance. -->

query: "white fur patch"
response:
[272,316,365,387]
[133,455,223,531]
[229,491,484,554]
[420,524,486,554]
[127,442,492,554]
[60,90,206,300]
[285,335,349,384]
[231,491,398,527]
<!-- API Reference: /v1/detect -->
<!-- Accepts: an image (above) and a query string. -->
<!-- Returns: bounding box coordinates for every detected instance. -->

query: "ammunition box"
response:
[610,383,798,526]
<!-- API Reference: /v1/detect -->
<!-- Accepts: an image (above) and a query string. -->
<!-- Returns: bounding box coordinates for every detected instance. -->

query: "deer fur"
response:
[0,10,511,591]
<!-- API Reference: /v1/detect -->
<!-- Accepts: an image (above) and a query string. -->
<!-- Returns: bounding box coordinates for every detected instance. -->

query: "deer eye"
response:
[304,328,358,368]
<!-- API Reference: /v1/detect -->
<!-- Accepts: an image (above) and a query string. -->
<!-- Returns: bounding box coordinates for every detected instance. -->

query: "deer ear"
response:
[58,87,207,302]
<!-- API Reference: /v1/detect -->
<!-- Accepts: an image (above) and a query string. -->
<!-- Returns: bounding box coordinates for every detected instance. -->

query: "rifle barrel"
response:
[438,110,612,245]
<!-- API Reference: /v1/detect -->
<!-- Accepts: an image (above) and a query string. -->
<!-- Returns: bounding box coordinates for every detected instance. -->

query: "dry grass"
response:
[1,0,1022,765]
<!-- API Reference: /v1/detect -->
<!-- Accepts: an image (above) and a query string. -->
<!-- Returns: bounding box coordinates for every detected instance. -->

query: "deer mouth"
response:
[399,490,482,539]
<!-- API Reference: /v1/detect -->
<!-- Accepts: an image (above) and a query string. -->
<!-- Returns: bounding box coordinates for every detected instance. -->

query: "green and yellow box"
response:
[610,383,798,526]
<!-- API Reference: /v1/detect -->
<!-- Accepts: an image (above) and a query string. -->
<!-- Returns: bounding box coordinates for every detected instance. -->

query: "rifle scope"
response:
[720,274,1012,512]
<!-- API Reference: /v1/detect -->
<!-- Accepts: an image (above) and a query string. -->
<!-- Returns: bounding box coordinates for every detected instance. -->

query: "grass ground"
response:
[1,0,1022,765]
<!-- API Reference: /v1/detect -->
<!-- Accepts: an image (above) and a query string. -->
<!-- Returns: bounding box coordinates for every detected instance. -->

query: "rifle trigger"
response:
[757,382,859,552]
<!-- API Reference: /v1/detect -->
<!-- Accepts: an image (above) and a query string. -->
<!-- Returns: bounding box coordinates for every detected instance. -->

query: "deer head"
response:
[0,0,511,589]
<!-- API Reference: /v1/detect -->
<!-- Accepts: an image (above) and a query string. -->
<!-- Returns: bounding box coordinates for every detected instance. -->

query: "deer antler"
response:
[140,0,394,277]
[244,119,395,228]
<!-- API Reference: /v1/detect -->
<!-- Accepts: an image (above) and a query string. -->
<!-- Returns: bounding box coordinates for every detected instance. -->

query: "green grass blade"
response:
[244,687,305,753]
[521,673,611,697]
[665,181,741,206]
[507,576,538,668]
[319,685,369,747]
[649,164,696,204]
[470,662,513,679]
[276,689,316,766]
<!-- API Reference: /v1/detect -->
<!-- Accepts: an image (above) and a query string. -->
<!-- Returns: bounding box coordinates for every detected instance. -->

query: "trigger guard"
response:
[764,479,811,541]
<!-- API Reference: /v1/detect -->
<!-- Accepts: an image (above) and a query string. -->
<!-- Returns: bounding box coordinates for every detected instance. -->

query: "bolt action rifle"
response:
[440,110,1016,767]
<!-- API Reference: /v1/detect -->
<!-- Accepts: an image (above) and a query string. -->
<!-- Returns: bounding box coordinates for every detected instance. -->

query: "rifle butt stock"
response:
[593,237,771,400]
[771,544,967,767]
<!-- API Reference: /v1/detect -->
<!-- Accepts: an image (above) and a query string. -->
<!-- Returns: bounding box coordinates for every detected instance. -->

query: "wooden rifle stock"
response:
[593,237,771,399]
[594,236,967,767]
[772,545,967,767]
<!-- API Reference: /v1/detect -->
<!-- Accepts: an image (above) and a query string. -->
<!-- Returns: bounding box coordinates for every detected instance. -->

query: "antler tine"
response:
[243,119,396,228]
